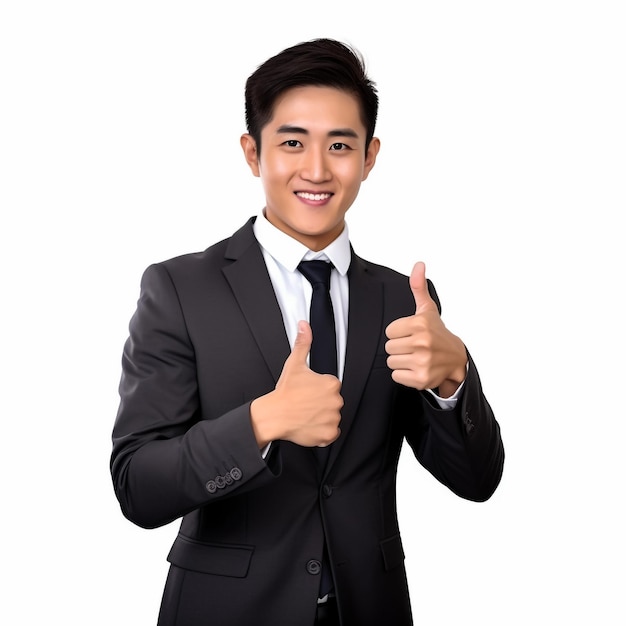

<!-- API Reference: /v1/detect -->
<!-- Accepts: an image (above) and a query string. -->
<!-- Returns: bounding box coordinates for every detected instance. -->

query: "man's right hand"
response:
[250,321,343,449]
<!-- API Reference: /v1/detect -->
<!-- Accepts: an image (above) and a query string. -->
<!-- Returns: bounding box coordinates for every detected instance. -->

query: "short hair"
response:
[244,38,378,154]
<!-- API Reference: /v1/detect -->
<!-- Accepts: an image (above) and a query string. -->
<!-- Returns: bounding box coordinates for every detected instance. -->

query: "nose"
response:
[300,148,331,183]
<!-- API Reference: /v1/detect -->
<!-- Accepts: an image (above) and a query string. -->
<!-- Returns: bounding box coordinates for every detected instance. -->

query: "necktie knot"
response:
[297,260,333,289]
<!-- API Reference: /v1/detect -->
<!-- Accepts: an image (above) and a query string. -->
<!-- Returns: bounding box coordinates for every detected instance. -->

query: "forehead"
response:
[266,85,365,134]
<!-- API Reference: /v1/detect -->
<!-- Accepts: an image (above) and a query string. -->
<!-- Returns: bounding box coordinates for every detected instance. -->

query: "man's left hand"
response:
[385,262,468,397]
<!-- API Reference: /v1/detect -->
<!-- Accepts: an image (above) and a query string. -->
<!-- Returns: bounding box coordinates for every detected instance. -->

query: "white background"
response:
[1,1,625,624]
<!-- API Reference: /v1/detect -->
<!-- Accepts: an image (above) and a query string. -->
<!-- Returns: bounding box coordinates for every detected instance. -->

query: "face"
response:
[241,86,380,251]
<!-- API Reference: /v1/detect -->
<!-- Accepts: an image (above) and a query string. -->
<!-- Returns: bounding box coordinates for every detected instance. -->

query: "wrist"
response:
[250,393,277,449]
[439,351,468,398]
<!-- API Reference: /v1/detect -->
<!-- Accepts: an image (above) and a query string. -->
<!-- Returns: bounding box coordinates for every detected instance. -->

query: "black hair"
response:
[245,38,378,154]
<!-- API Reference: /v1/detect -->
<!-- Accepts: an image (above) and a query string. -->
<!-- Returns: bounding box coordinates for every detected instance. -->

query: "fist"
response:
[385,262,467,394]
[251,321,343,448]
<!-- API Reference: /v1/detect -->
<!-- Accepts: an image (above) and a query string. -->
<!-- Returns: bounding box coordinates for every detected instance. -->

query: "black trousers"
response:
[315,597,339,626]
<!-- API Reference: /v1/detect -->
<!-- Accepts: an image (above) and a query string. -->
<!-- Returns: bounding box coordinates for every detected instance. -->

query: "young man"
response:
[111,38,504,626]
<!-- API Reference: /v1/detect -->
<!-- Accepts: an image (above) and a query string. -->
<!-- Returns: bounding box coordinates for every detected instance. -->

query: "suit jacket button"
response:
[322,484,333,498]
[230,467,243,481]
[306,559,322,575]
[205,480,217,494]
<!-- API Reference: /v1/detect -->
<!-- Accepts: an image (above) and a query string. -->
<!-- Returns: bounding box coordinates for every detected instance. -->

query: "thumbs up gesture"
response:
[250,321,343,448]
[385,262,467,396]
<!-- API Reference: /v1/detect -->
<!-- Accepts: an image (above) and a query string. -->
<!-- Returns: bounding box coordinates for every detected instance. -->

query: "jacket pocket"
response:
[167,534,254,578]
[380,534,405,571]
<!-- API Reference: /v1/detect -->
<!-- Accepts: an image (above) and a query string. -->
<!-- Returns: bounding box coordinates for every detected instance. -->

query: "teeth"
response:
[297,192,331,201]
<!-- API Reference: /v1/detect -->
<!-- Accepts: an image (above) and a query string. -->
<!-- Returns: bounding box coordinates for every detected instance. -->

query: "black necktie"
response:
[297,260,338,378]
[297,259,336,599]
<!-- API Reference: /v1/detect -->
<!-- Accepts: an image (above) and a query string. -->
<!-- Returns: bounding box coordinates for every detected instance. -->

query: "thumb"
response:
[288,320,313,365]
[409,262,435,313]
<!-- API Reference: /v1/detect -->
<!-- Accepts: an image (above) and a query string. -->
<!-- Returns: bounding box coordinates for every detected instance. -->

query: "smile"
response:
[295,192,333,201]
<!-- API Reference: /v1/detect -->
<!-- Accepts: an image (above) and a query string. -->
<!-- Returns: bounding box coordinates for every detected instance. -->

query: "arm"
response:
[110,263,278,529]
[407,354,504,502]
[111,265,344,529]
[386,262,504,501]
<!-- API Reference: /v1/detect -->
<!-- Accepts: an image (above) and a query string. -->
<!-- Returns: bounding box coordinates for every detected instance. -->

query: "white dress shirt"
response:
[252,211,461,410]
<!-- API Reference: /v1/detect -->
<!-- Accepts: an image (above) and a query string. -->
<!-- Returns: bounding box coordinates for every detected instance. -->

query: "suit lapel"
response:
[222,223,384,477]
[222,219,290,384]
[325,253,384,473]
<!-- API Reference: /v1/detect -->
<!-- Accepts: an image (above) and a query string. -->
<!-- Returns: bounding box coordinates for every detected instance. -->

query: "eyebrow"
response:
[276,125,360,139]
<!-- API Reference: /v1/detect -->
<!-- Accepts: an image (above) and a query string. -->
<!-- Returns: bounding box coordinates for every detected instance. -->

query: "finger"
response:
[288,320,313,364]
[319,427,342,447]
[409,261,436,313]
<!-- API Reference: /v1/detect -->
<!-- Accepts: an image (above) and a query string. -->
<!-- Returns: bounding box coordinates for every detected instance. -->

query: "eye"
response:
[330,142,350,151]
[283,139,302,148]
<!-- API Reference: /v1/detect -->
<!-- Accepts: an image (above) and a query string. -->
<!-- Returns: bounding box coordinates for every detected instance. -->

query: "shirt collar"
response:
[253,211,351,276]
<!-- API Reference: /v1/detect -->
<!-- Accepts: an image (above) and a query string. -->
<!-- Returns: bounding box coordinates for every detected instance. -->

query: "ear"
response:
[240,134,261,177]
[361,137,380,181]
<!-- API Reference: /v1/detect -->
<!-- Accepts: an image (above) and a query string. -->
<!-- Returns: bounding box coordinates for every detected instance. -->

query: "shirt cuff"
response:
[426,383,463,410]
[426,362,469,409]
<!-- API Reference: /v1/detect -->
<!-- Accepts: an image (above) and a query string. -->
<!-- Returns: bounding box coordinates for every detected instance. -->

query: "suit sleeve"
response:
[402,350,504,502]
[110,263,279,529]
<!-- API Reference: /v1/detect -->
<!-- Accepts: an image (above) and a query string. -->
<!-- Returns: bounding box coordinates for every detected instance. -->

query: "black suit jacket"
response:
[111,218,504,626]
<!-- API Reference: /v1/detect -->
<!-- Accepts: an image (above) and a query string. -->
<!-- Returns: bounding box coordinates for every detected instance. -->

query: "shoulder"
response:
[351,253,441,313]
[160,238,229,274]
[350,251,409,282]
[146,217,257,284]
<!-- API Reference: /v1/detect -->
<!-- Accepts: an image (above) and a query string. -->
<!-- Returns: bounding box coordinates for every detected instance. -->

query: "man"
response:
[111,38,504,626]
